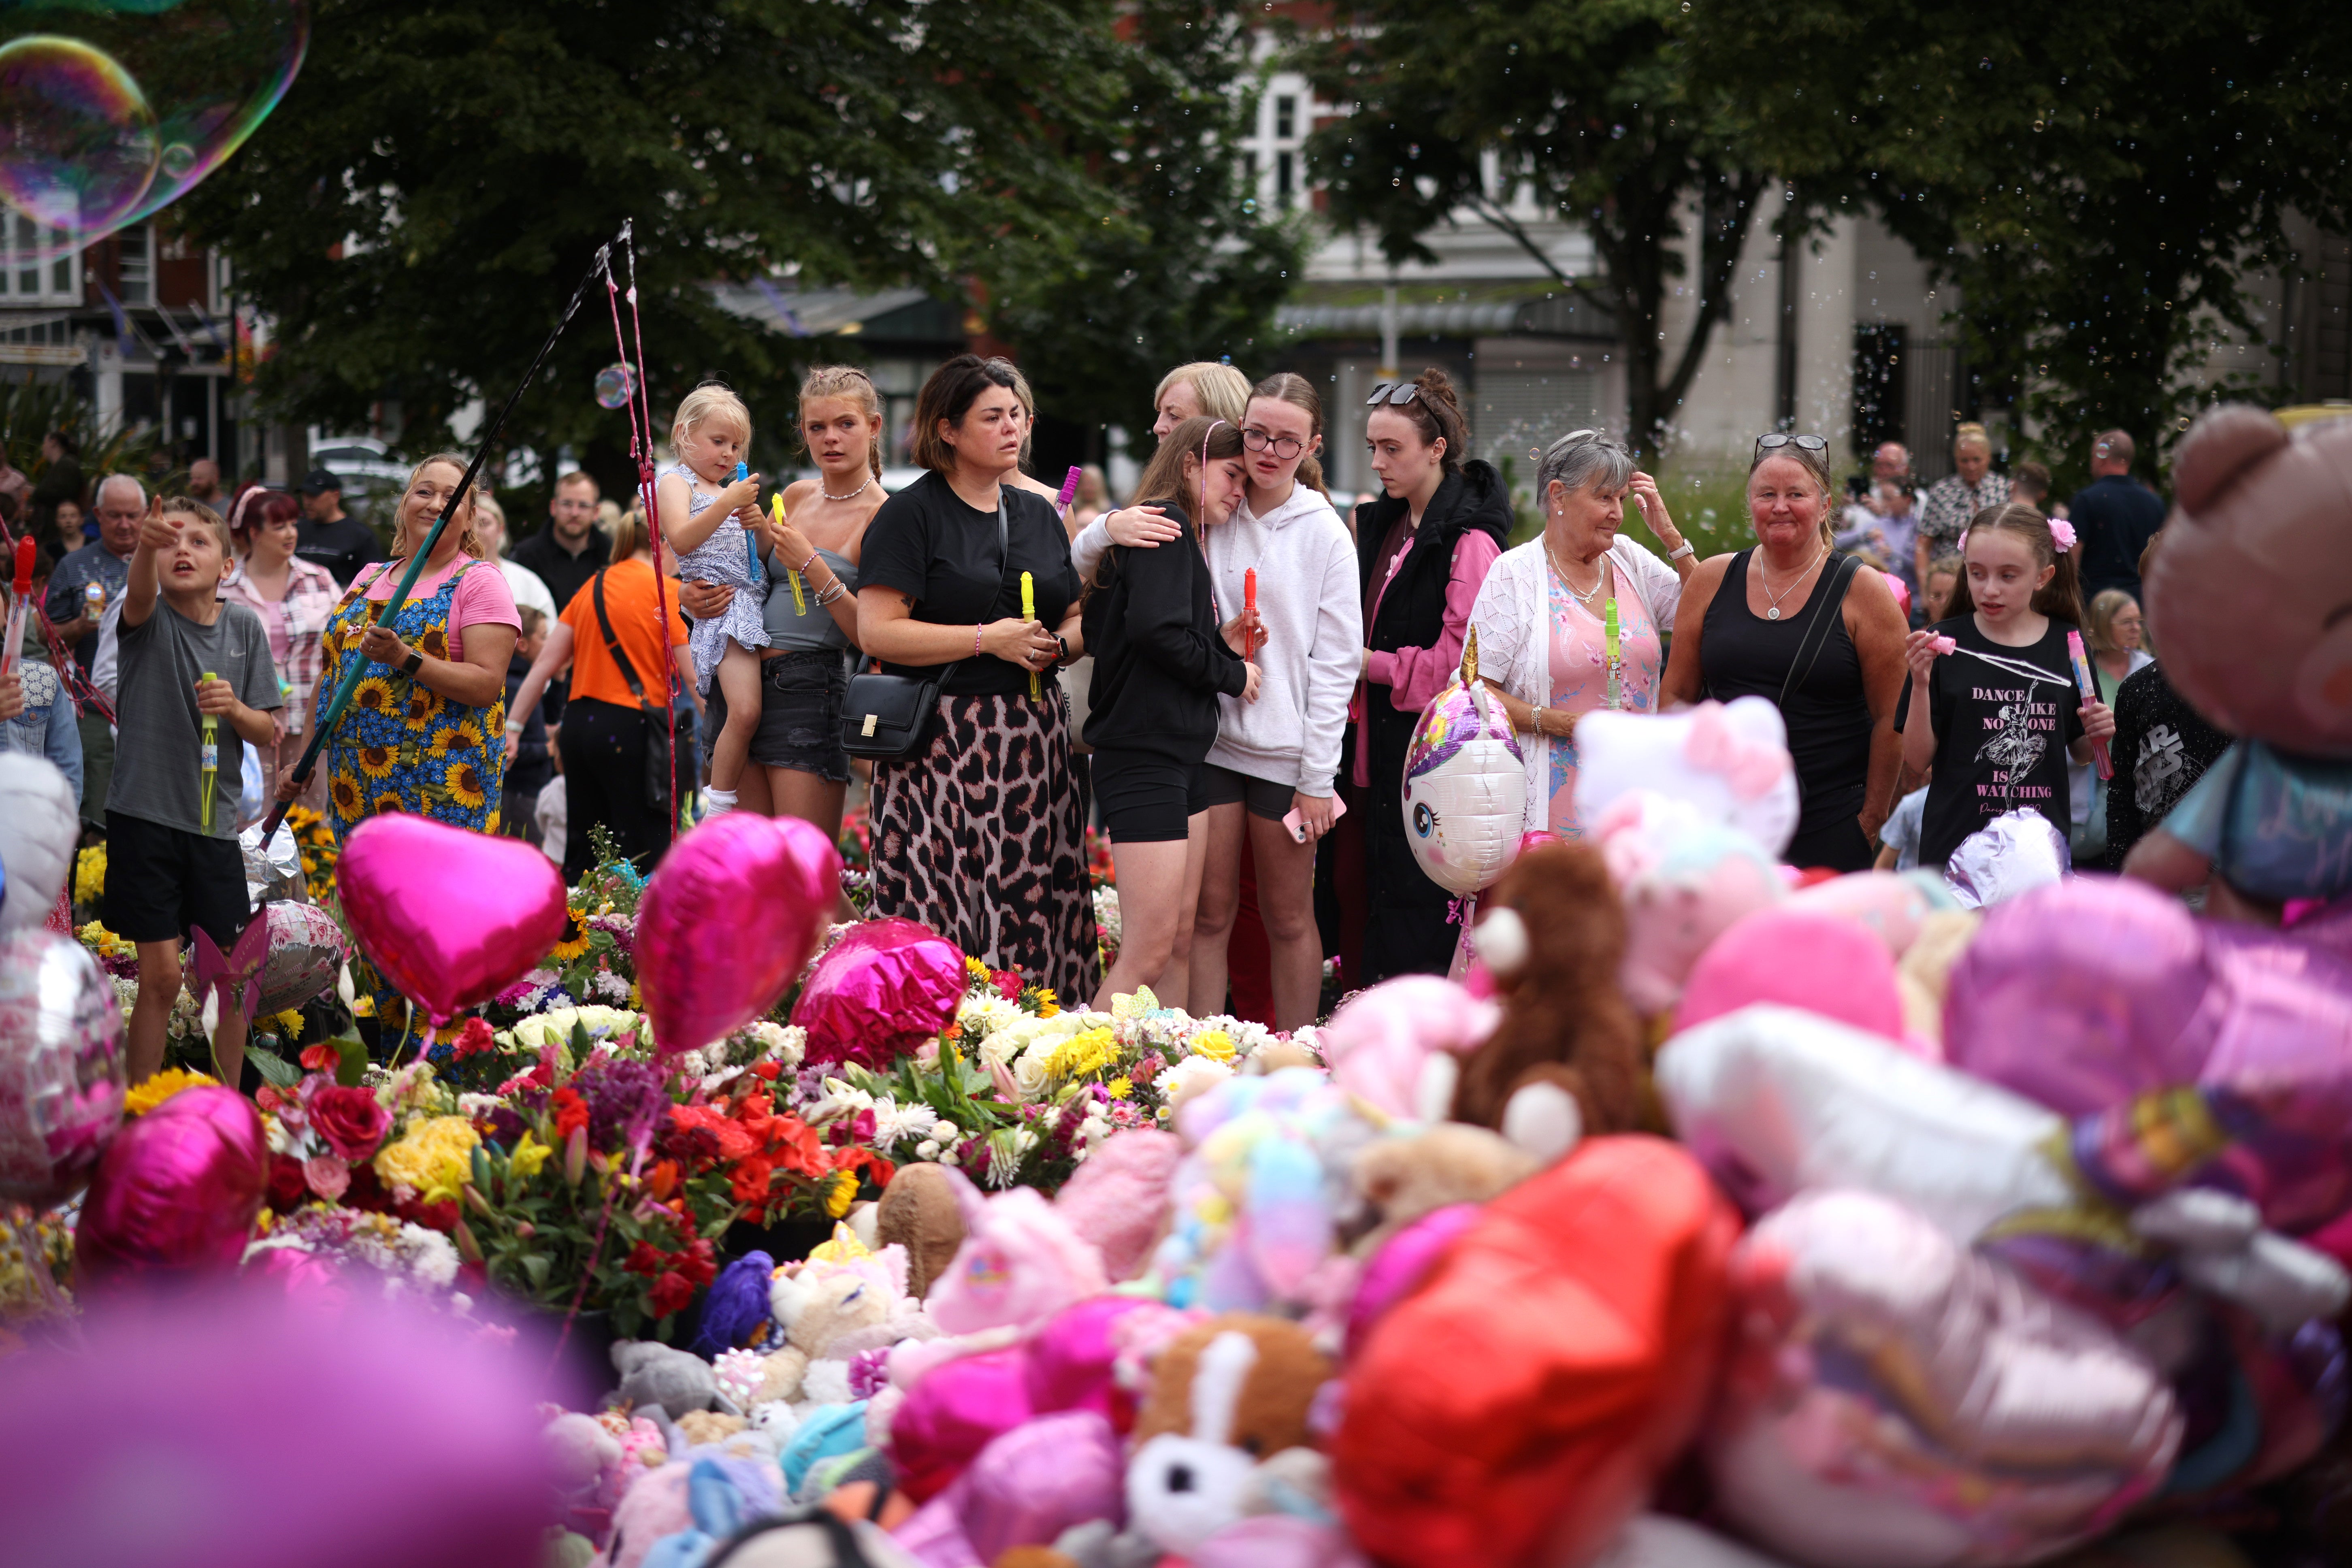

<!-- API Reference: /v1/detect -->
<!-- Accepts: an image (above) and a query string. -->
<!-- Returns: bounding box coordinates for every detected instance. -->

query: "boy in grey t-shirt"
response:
[101,495,281,1087]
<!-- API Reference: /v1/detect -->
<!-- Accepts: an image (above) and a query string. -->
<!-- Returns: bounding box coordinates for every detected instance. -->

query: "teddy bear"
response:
[1349,1122,1537,1258]
[2126,403,2352,919]
[754,1234,928,1409]
[875,1161,967,1300]
[1126,1314,1338,1560]
[1450,840,1647,1148]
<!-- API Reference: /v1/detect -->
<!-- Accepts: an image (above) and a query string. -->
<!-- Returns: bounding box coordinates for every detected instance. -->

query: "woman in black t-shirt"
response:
[856,356,1096,1001]
[1896,503,2116,872]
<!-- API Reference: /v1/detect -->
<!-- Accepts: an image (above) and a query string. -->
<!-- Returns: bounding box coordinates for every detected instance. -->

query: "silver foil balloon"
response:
[251,901,349,1019]
[0,929,128,1209]
[1943,807,2071,910]
[241,820,307,911]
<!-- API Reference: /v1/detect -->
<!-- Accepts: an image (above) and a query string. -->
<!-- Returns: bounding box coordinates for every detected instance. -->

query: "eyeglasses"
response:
[1242,427,1307,460]
[1754,433,1829,457]
[1364,381,1424,408]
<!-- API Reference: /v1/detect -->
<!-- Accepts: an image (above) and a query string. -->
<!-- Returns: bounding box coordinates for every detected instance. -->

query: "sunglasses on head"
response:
[1754,432,1829,457]
[1365,381,1425,408]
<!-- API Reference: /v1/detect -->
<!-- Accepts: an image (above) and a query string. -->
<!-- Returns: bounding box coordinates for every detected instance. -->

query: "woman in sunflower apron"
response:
[310,453,522,842]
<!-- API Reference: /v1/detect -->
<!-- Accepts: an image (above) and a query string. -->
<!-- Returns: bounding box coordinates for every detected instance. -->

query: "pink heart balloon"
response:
[636,814,840,1055]
[76,1085,266,1295]
[335,815,568,1025]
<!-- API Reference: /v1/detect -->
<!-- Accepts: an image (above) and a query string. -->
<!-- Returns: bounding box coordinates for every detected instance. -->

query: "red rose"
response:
[624,1241,665,1278]
[552,1088,589,1142]
[452,1017,496,1061]
[309,1086,392,1163]
[991,969,1022,1001]
[729,1156,773,1205]
[677,1237,718,1288]
[299,1044,338,1072]
[649,1270,695,1320]
[266,1153,308,1211]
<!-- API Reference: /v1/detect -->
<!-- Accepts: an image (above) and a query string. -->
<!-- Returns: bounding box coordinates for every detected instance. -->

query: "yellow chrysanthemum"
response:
[352,676,398,716]
[822,1169,859,1219]
[356,744,396,779]
[1189,1029,1235,1064]
[125,1068,219,1117]
[1048,1027,1119,1084]
[1105,1077,1131,1100]
[73,846,106,905]
[373,1116,481,1202]
[274,1009,306,1038]
[507,1130,553,1182]
[442,761,486,810]
[329,771,365,819]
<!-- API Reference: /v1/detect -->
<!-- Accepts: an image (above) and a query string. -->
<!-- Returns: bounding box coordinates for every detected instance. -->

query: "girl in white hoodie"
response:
[1079,374,1360,1027]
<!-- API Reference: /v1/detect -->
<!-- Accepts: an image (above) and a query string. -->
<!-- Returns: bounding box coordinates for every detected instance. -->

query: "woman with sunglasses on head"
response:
[1468,428,1696,841]
[1660,433,1910,870]
[1082,417,1261,1010]
[1076,373,1359,1027]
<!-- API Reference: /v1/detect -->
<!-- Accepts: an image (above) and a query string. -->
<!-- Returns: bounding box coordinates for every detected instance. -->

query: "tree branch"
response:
[1461,192,1614,311]
[1661,172,1768,416]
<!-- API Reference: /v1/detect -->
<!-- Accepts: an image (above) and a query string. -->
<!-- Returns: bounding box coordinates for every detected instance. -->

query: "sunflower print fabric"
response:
[315,561,507,843]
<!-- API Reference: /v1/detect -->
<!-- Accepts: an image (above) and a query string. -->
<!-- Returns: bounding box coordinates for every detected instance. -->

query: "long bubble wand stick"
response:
[2067,630,2114,779]
[773,494,804,615]
[1,536,31,681]
[1604,597,1621,710]
[1055,465,1081,521]
[199,669,219,833]
[1021,571,1038,698]
[1244,567,1259,658]
[260,225,624,840]
[734,461,763,587]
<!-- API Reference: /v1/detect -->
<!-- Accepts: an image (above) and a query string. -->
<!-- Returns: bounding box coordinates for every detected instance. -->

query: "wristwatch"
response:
[400,649,424,677]
[1667,540,1696,561]
[1052,633,1070,665]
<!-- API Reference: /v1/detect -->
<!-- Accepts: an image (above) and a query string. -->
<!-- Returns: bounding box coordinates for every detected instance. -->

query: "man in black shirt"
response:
[2067,430,2166,604]
[294,469,385,588]
[509,471,608,612]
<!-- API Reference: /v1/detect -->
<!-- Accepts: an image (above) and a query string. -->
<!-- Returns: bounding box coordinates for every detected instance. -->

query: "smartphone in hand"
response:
[1280,794,1349,844]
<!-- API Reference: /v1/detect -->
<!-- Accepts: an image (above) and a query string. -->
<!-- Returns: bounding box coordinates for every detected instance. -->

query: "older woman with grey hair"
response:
[1468,430,1695,836]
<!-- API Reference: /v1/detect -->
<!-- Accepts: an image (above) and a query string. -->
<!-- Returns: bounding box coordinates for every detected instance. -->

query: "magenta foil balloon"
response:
[890,1345,1035,1503]
[335,814,567,1024]
[1347,1203,1480,1361]
[76,1086,266,1294]
[794,917,967,1070]
[636,814,839,1056]
[0,929,126,1210]
[1945,877,2221,1115]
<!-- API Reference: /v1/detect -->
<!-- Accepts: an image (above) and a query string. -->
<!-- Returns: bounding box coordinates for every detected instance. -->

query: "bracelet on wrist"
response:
[797,550,820,576]
[974,623,986,657]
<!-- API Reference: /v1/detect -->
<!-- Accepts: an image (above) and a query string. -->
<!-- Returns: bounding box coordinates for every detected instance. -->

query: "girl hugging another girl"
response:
[659,383,767,815]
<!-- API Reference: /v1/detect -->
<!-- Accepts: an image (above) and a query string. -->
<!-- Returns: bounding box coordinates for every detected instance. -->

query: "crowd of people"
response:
[0,355,2196,1057]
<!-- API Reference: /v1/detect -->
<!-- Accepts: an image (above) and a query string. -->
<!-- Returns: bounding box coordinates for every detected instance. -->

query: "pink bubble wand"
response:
[2067,630,2113,779]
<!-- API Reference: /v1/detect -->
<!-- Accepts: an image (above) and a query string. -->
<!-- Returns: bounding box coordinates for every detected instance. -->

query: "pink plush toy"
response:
[1054,1129,1183,1280]
[1593,792,1787,1017]
[1674,906,1909,1048]
[1317,976,1500,1122]
[1785,869,1961,958]
[927,1180,1109,1338]
[892,1409,1127,1568]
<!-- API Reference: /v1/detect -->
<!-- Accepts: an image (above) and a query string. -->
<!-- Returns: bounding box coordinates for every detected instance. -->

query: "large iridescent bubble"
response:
[594,362,639,411]
[0,2,309,262]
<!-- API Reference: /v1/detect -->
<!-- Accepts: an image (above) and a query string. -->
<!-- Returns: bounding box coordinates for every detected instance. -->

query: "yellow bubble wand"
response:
[199,669,220,832]
[1020,571,1038,697]
[1604,598,1622,710]
[773,494,806,616]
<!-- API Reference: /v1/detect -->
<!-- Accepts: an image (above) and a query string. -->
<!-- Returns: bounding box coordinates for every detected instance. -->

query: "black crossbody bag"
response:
[590,569,677,812]
[842,493,1011,761]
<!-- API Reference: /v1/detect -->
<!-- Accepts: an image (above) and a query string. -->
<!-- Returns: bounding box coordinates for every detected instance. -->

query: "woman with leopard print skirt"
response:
[856,356,1099,1002]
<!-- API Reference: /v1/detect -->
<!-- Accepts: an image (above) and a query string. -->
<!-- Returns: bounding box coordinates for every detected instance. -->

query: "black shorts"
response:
[1201,763,1294,821]
[1092,749,1206,843]
[707,650,850,784]
[101,812,250,948]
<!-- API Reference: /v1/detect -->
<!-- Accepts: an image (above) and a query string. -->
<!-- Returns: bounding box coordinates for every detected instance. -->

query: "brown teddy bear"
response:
[875,1161,967,1300]
[1448,840,1646,1143]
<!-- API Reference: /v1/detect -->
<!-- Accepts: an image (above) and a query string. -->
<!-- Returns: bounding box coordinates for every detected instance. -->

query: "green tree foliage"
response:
[175,1,1172,480]
[988,0,1306,443]
[1291,0,1770,459]
[1689,0,2352,481]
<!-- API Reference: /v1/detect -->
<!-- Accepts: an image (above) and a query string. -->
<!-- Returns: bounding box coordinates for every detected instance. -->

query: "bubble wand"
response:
[1604,597,1622,710]
[1244,567,1259,657]
[1055,465,1082,520]
[773,494,804,615]
[199,669,219,833]
[1,536,31,681]
[260,224,626,840]
[735,462,763,586]
[2067,630,2113,779]
[1020,571,1039,698]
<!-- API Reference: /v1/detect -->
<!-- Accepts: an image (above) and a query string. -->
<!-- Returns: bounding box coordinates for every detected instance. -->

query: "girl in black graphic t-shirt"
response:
[1894,503,2116,872]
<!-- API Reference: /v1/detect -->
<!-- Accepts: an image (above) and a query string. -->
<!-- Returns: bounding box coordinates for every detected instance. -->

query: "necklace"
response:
[820,475,873,503]
[1757,548,1825,620]
[1545,541,1606,607]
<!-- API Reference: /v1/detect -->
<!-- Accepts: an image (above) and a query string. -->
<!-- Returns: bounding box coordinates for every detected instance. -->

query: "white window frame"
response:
[0,215,83,306]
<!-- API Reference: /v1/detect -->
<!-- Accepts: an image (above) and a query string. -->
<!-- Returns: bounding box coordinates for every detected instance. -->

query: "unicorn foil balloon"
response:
[1402,629,1528,900]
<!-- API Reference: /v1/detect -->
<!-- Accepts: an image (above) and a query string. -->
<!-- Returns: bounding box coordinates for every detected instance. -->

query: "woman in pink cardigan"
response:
[1334,369,1511,982]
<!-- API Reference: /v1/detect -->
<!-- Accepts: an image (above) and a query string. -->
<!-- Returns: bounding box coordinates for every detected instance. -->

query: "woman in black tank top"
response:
[1661,438,1911,871]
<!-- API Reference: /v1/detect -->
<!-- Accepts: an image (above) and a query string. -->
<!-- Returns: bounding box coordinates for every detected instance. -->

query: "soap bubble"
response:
[0,1,309,261]
[594,362,639,411]
[0,36,160,237]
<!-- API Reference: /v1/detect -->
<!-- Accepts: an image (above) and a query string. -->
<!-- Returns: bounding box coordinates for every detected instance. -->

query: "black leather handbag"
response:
[590,569,677,812]
[842,493,1010,761]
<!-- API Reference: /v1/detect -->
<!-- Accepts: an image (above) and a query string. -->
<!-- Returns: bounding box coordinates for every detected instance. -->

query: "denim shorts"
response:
[709,650,850,784]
